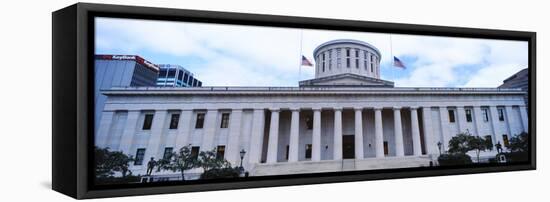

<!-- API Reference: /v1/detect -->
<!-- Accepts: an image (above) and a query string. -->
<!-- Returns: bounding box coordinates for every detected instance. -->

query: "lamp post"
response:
[437,141,442,155]
[239,149,246,176]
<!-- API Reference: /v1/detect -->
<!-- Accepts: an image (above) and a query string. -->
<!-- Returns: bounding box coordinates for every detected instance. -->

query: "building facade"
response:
[95,40,528,179]
[499,68,528,107]
[94,55,160,131]
[156,64,202,87]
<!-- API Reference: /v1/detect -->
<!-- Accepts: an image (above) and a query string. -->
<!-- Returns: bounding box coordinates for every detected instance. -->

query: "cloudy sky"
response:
[95,17,528,87]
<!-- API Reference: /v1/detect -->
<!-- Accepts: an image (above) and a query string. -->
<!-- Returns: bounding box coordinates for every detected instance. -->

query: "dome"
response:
[312,39,382,80]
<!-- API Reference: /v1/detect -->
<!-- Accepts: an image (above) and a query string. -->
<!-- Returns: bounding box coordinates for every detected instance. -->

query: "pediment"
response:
[299,73,394,87]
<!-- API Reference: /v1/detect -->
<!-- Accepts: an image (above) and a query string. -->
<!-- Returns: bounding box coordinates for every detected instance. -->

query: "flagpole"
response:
[390,34,395,81]
[298,29,304,82]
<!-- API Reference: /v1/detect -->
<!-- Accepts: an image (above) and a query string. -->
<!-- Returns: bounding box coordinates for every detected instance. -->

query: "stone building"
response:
[95,39,528,179]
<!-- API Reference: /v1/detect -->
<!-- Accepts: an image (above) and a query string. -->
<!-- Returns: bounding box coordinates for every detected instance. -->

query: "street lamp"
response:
[437,141,442,155]
[239,149,246,176]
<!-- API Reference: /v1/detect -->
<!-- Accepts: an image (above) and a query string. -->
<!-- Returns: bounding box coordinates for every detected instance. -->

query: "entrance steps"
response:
[251,155,433,176]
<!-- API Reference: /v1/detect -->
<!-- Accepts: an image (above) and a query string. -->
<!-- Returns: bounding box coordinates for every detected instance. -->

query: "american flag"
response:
[393,56,406,69]
[301,55,313,66]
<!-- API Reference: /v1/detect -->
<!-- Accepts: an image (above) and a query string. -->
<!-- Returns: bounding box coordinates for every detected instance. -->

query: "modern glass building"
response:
[94,54,160,132]
[156,64,202,87]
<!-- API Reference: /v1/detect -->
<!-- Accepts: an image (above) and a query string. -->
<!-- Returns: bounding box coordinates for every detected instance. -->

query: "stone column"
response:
[374,107,384,158]
[95,111,115,148]
[144,110,168,164]
[312,108,322,161]
[201,109,219,151]
[118,111,140,155]
[489,106,504,146]
[519,105,529,133]
[393,107,404,157]
[225,109,243,165]
[472,106,483,136]
[266,108,280,163]
[504,105,515,136]
[354,107,364,159]
[438,106,449,151]
[288,108,300,162]
[456,106,467,133]
[421,107,435,155]
[248,109,265,164]
[410,107,422,156]
[333,107,343,160]
[174,109,193,151]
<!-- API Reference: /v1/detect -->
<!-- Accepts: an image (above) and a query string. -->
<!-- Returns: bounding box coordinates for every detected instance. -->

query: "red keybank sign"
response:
[96,54,160,72]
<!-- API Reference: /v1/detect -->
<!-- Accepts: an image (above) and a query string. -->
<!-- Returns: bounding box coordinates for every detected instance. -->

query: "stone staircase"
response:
[251,155,433,176]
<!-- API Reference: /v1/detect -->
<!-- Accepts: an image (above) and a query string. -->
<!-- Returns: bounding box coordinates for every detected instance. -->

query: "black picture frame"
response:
[52,2,536,199]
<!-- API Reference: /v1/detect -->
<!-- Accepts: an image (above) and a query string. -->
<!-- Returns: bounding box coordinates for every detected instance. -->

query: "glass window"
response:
[220,113,230,128]
[498,108,505,121]
[142,114,154,130]
[346,58,350,68]
[216,145,225,159]
[134,148,146,165]
[195,113,205,128]
[305,115,313,130]
[502,134,509,147]
[448,110,455,123]
[465,109,472,122]
[191,146,200,160]
[485,135,493,150]
[163,147,173,159]
[167,69,176,77]
[305,144,312,159]
[482,108,489,122]
[169,113,180,129]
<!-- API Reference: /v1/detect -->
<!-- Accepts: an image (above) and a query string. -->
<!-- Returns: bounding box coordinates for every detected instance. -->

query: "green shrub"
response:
[200,167,240,179]
[438,153,472,166]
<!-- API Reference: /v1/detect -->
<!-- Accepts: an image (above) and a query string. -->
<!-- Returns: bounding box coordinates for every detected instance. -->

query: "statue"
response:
[146,157,157,176]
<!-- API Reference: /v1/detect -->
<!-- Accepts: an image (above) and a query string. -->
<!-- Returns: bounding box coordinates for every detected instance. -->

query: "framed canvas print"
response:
[52,3,536,199]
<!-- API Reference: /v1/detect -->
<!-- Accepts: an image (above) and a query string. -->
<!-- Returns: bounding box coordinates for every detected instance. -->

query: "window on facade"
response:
[191,146,200,160]
[346,49,350,68]
[502,135,510,147]
[485,135,493,150]
[169,113,180,129]
[134,148,146,165]
[328,50,332,70]
[220,113,230,128]
[482,108,489,122]
[336,49,342,68]
[498,108,505,121]
[195,113,205,128]
[216,145,225,159]
[305,115,313,130]
[322,53,326,72]
[285,145,289,160]
[163,147,173,159]
[502,134,510,147]
[305,144,312,159]
[142,114,154,130]
[465,109,472,122]
[370,55,375,72]
[448,110,456,123]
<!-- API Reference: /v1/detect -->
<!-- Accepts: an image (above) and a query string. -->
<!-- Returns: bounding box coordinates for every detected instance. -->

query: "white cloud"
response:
[95,17,528,88]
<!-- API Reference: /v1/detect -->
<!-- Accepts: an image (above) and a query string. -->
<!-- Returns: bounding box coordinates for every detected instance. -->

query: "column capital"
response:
[312,107,322,111]
[269,108,280,112]
[289,107,301,112]
[409,106,419,110]
[392,106,402,110]
[373,107,383,111]
[206,108,218,112]
[456,106,465,109]
[333,107,343,111]
[353,107,363,111]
